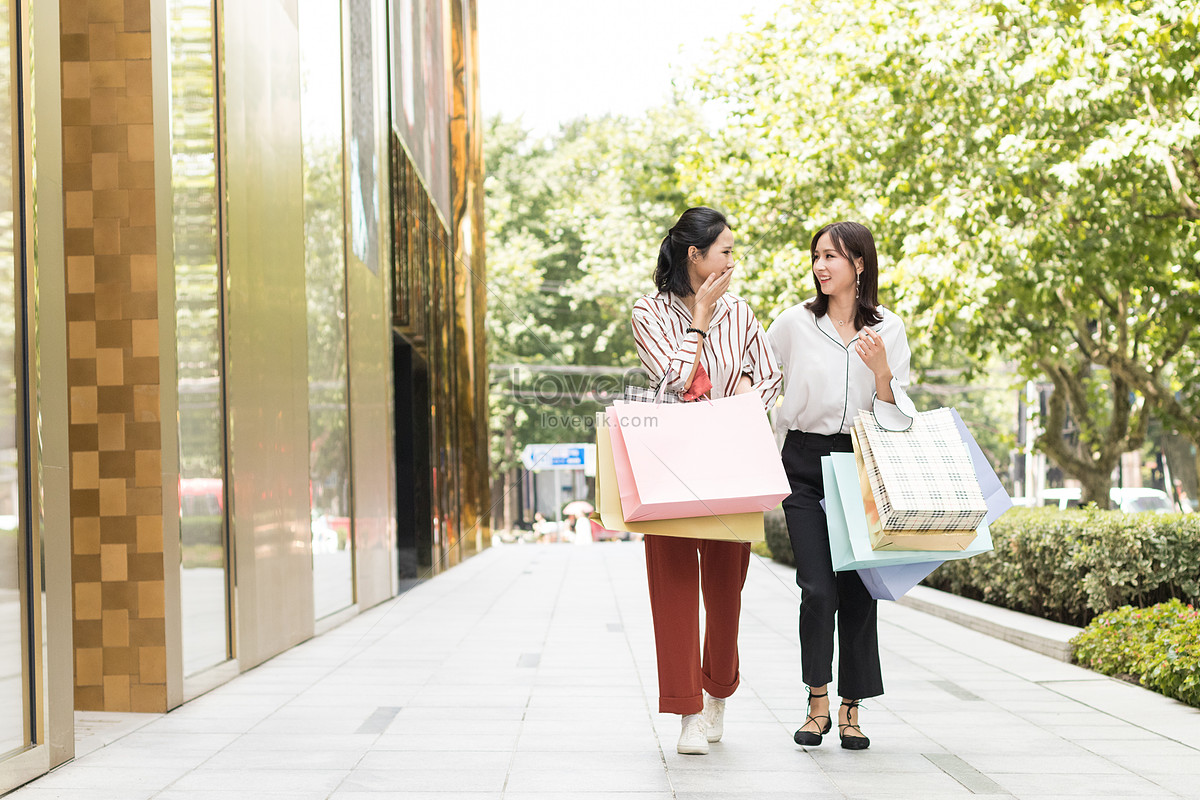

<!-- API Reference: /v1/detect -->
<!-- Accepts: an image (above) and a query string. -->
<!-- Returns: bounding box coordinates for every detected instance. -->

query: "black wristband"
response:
[686,327,707,339]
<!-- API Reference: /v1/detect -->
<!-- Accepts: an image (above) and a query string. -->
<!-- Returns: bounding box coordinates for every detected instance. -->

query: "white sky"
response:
[478,0,788,134]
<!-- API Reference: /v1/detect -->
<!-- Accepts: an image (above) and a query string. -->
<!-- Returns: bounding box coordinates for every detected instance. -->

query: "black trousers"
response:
[781,430,883,700]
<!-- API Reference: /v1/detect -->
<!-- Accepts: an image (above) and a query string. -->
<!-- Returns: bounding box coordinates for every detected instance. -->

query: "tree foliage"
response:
[483,112,696,482]
[483,0,1200,508]
[679,0,1200,505]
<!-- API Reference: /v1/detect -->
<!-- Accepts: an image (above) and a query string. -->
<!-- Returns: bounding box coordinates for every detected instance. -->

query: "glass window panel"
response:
[0,0,24,756]
[169,0,229,675]
[299,0,353,619]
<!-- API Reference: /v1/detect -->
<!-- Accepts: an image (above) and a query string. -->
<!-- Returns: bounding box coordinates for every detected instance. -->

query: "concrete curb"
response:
[897,585,1081,662]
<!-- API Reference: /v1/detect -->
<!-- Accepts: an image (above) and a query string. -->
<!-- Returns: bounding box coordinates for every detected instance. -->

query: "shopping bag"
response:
[856,561,944,601]
[822,452,994,571]
[595,417,764,542]
[855,407,988,532]
[851,430,978,551]
[606,392,790,522]
[819,497,944,598]
[948,408,1013,526]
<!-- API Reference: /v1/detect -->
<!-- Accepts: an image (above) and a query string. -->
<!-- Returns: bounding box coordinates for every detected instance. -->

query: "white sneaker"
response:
[702,693,725,742]
[677,713,709,755]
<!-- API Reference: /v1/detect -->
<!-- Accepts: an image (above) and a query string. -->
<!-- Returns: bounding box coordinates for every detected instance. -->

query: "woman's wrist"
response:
[874,370,895,404]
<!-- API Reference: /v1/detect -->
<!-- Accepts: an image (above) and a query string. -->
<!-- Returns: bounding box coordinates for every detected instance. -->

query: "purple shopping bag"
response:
[856,561,943,601]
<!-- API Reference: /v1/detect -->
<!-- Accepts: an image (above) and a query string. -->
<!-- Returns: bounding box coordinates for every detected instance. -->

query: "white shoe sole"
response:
[677,741,709,755]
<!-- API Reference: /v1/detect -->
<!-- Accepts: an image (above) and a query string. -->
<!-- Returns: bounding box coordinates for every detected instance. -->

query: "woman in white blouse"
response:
[766,221,915,751]
[630,206,782,756]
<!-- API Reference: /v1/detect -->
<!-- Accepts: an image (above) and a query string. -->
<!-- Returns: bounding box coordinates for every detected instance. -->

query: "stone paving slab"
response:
[6,543,1200,799]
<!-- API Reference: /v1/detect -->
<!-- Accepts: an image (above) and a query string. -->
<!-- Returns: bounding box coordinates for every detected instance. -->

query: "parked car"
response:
[1039,488,1084,510]
[1111,488,1173,514]
[1038,487,1173,513]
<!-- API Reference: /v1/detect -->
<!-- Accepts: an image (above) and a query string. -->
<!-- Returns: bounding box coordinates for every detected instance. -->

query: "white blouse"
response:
[767,301,915,435]
[631,291,783,411]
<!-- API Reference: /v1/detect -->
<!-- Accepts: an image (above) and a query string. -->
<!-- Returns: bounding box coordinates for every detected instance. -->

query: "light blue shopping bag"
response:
[819,494,944,599]
[822,453,995,572]
[822,409,1010,598]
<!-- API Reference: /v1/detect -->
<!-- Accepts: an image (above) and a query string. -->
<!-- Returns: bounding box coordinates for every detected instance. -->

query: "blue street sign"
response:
[521,443,594,472]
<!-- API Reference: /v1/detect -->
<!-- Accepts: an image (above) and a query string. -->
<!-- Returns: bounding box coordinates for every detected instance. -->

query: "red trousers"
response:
[644,535,752,714]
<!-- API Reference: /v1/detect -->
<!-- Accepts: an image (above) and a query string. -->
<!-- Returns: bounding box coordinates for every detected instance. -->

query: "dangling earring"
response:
[855,273,861,299]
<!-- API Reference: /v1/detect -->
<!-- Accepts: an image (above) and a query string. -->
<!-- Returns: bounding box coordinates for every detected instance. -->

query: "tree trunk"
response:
[1079,473,1112,508]
[508,467,521,530]
[501,413,516,530]
[1163,431,1198,500]
[1036,358,1125,509]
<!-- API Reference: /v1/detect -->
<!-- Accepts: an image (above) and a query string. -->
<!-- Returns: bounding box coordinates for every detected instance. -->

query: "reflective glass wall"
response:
[168,0,229,675]
[298,0,354,620]
[0,0,23,757]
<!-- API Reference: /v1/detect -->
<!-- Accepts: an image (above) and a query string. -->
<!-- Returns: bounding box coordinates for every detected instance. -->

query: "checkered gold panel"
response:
[61,0,167,713]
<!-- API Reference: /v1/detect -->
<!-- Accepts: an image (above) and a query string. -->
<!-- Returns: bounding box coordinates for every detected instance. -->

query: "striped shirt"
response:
[631,291,783,411]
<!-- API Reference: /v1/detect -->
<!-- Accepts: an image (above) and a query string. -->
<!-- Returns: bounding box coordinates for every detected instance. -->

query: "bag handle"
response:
[652,367,677,404]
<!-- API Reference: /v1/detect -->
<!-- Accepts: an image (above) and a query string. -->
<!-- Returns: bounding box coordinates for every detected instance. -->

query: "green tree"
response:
[170,0,224,481]
[680,0,1200,506]
[301,136,351,518]
[483,112,698,521]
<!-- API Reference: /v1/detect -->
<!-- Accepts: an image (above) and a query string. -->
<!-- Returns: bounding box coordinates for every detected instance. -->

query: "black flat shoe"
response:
[793,687,832,746]
[839,699,870,750]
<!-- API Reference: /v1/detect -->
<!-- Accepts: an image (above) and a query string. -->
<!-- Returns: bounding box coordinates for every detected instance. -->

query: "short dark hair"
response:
[653,207,729,297]
[804,221,882,329]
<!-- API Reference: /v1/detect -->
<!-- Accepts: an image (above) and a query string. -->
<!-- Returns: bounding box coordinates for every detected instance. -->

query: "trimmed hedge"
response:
[923,508,1200,626]
[1071,600,1200,708]
[181,515,223,547]
[764,507,793,567]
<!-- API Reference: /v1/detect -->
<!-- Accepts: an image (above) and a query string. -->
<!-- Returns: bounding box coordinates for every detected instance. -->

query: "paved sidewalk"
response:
[7,543,1200,800]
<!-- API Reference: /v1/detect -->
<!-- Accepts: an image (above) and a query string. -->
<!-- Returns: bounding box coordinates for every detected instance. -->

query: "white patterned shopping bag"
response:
[854,407,988,532]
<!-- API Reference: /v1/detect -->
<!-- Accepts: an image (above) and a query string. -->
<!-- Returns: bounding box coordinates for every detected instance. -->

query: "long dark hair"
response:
[804,221,882,329]
[653,207,729,297]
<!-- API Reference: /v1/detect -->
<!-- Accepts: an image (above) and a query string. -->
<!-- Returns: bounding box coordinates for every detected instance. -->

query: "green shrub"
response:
[764,506,793,566]
[182,543,224,569]
[923,508,1200,626]
[1071,600,1200,708]
[181,515,223,547]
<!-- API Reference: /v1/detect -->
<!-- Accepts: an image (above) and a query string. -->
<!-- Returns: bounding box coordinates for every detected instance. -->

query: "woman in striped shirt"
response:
[630,206,782,755]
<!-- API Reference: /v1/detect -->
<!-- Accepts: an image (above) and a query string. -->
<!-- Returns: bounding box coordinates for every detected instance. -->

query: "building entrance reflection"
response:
[394,334,431,579]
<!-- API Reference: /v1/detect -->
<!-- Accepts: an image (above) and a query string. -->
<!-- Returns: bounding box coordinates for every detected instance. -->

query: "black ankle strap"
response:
[807,688,828,698]
[841,699,860,707]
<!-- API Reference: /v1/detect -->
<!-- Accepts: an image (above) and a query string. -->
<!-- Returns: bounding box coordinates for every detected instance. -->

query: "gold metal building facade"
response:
[391,0,488,575]
[1,0,488,790]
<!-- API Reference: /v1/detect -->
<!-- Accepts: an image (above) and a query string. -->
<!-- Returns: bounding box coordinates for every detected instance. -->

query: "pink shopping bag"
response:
[606,393,790,522]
